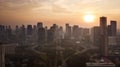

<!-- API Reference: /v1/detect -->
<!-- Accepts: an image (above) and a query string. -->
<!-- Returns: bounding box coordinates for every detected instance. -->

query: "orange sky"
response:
[0,0,120,29]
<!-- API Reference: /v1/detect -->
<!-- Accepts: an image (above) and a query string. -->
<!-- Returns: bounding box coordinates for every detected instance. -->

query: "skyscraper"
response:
[19,25,26,45]
[91,26,101,47]
[27,25,33,35]
[37,22,43,29]
[107,25,112,36]
[59,26,64,40]
[100,16,108,56]
[100,17,107,35]
[33,25,37,42]
[51,24,58,42]
[47,27,54,43]
[0,25,6,43]
[72,25,79,39]
[110,20,117,36]
[107,21,117,36]
[15,25,20,43]
[65,23,72,39]
[38,27,46,44]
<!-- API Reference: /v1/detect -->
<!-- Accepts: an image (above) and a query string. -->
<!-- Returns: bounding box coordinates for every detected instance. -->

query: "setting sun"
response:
[84,14,95,23]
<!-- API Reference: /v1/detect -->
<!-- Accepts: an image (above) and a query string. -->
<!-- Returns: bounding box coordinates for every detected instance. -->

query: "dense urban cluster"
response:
[0,16,120,67]
[0,22,90,44]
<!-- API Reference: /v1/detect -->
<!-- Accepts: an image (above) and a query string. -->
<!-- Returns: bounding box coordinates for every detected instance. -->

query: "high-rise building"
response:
[51,24,59,42]
[110,20,117,36]
[91,26,101,47]
[47,27,54,43]
[21,25,26,34]
[65,23,72,39]
[107,21,117,36]
[55,26,64,44]
[107,25,112,36]
[100,17,107,35]
[15,25,20,43]
[6,26,12,42]
[72,25,79,39]
[19,25,26,45]
[38,27,46,44]
[15,25,19,33]
[0,25,6,43]
[37,22,43,29]
[59,26,64,39]
[82,28,90,36]
[27,25,33,35]
[44,26,48,42]
[100,16,108,56]
[32,25,37,42]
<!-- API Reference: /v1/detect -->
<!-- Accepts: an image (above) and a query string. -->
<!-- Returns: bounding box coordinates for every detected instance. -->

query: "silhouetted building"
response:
[50,24,58,42]
[72,25,79,39]
[26,25,36,45]
[15,25,19,34]
[47,27,54,43]
[52,24,57,30]
[100,16,108,56]
[38,27,46,44]
[107,21,117,36]
[6,26,12,41]
[46,24,58,43]
[91,26,101,47]
[15,25,20,43]
[20,25,26,35]
[0,25,6,43]
[82,28,90,36]
[32,25,37,42]
[56,26,64,43]
[110,21,117,36]
[37,22,43,29]
[19,25,26,45]
[107,25,112,36]
[27,25,33,35]
[44,26,48,42]
[65,23,72,39]
[59,26,64,39]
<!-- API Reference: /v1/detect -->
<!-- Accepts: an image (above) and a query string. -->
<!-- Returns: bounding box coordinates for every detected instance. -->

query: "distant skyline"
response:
[0,0,120,29]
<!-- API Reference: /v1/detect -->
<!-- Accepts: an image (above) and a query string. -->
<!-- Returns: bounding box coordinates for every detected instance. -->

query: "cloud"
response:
[0,0,43,12]
[80,0,101,4]
[0,0,120,14]
[31,0,72,14]
[51,5,71,14]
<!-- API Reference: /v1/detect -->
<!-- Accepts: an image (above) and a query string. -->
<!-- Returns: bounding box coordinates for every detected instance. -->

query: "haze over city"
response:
[0,0,120,67]
[0,0,120,29]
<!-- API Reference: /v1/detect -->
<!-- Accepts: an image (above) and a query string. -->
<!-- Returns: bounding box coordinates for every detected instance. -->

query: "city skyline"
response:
[0,1,120,67]
[0,0,120,29]
[0,17,119,30]
[0,16,120,67]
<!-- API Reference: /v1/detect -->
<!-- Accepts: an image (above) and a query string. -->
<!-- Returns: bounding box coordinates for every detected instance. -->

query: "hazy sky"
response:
[0,0,120,28]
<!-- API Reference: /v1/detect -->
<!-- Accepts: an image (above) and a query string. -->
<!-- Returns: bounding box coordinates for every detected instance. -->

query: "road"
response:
[27,41,97,67]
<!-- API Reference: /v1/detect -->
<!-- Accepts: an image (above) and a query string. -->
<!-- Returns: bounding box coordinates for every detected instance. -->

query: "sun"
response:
[83,14,95,23]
